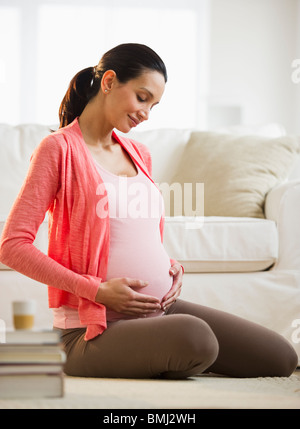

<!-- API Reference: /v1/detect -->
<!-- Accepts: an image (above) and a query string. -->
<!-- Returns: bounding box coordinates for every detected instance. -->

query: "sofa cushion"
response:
[171,132,300,218]
[1,216,278,273]
[126,128,192,184]
[163,216,278,273]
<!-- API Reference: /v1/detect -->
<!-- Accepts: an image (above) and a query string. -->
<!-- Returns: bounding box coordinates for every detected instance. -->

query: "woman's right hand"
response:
[95,277,161,316]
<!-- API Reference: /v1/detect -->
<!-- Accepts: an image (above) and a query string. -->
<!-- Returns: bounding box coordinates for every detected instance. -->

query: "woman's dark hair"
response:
[59,43,167,128]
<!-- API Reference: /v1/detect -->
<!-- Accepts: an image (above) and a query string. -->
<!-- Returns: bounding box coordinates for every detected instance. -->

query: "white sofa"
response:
[0,122,299,363]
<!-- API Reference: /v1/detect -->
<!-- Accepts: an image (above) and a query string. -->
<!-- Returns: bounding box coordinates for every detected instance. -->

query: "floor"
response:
[0,369,299,410]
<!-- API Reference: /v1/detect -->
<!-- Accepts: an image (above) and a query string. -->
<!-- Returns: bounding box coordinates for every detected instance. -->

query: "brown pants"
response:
[57,299,298,379]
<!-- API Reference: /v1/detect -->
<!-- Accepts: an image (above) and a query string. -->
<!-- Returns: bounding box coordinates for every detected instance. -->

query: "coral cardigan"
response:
[0,118,176,340]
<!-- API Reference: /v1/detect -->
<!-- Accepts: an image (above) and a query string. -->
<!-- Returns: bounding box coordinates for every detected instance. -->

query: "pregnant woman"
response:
[0,43,297,379]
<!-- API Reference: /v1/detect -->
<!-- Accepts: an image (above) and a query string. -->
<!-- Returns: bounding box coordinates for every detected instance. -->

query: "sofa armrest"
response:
[265,180,300,270]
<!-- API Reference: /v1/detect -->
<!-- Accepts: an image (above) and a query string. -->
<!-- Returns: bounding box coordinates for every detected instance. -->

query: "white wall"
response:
[0,0,209,130]
[208,0,299,134]
[0,0,299,133]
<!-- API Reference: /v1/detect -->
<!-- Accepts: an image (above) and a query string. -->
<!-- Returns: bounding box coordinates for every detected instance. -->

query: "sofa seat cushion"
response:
[1,216,278,273]
[163,216,278,273]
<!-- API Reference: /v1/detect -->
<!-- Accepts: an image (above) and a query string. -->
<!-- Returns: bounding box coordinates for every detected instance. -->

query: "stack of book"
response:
[0,329,66,399]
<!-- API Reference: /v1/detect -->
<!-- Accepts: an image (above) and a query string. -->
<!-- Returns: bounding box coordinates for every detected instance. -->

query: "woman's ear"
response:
[101,70,117,94]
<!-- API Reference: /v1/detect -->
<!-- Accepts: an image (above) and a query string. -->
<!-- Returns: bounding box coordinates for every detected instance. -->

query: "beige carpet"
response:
[0,370,299,409]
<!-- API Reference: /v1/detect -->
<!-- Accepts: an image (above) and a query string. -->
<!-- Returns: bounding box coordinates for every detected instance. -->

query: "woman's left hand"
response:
[161,263,183,312]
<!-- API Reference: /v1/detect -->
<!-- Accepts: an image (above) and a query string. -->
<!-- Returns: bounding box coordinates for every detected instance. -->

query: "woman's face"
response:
[104,70,166,133]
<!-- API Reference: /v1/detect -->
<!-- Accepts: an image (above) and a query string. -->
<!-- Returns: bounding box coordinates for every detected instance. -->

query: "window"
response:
[0,0,210,129]
[0,6,21,124]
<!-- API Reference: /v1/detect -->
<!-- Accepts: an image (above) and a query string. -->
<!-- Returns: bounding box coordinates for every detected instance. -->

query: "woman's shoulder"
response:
[115,133,151,159]
[115,133,152,174]
[130,138,150,154]
[35,120,80,155]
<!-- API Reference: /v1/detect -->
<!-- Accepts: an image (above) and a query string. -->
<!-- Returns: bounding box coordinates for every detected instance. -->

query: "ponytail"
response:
[59,66,100,128]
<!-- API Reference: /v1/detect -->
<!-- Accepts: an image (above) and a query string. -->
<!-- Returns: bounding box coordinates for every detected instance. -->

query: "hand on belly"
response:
[96,277,162,317]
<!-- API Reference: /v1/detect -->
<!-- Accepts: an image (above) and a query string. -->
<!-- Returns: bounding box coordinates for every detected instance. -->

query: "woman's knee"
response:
[274,340,298,377]
[168,314,219,370]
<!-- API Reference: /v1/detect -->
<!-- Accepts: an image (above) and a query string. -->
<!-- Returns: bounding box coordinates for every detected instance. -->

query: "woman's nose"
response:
[138,108,149,122]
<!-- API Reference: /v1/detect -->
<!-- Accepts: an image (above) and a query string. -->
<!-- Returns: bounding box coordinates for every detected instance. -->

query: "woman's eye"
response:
[137,95,146,102]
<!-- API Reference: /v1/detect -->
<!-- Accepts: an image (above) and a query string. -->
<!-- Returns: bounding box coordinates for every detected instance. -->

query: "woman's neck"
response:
[78,97,114,149]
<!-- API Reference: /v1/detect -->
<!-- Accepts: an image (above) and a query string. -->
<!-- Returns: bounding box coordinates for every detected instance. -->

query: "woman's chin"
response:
[115,124,132,134]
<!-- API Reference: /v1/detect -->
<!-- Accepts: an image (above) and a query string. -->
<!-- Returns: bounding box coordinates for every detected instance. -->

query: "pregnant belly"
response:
[105,240,173,322]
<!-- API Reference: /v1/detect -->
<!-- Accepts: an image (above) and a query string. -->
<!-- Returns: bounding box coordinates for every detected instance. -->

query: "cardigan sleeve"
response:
[0,135,100,302]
